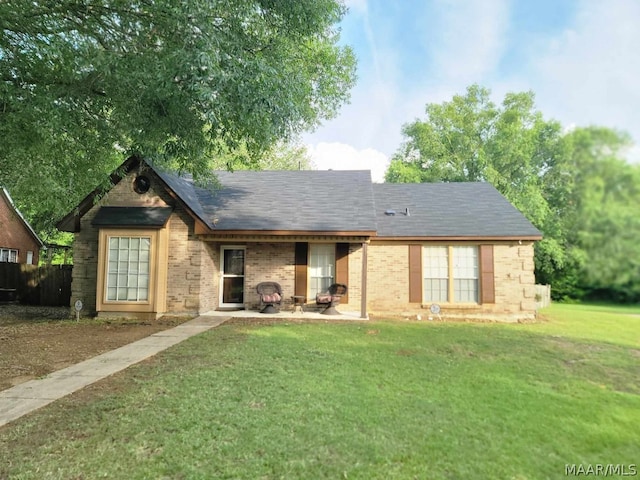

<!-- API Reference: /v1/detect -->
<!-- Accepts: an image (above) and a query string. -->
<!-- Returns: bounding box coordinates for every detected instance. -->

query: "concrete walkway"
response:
[0,315,230,429]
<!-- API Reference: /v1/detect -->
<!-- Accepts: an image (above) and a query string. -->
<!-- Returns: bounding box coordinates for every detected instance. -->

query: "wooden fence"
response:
[0,263,72,306]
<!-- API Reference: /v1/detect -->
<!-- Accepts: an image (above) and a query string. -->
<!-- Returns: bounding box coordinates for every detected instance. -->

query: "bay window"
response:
[106,236,150,301]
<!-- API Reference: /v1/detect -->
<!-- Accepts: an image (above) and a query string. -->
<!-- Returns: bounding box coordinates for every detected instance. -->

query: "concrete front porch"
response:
[202,308,368,321]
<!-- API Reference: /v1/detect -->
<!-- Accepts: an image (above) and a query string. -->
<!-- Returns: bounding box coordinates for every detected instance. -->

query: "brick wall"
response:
[240,242,364,312]
[366,243,411,312]
[0,193,41,265]
[70,169,537,323]
[366,241,537,322]
[244,243,296,310]
[71,170,219,317]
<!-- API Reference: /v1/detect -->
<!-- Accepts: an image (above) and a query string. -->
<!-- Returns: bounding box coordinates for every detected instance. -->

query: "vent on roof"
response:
[385,208,410,216]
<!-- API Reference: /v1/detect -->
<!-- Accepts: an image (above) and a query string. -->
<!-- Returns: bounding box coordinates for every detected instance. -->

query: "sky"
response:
[303,0,640,182]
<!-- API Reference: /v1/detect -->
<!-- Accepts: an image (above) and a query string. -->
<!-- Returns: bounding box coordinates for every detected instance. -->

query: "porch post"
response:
[360,240,368,319]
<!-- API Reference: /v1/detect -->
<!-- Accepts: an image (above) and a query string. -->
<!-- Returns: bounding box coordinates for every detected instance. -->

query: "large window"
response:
[423,246,478,303]
[309,244,335,298]
[106,236,150,301]
[423,246,449,302]
[0,248,18,263]
[453,246,479,302]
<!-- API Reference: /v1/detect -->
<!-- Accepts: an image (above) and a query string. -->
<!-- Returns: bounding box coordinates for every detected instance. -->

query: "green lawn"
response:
[1,304,639,479]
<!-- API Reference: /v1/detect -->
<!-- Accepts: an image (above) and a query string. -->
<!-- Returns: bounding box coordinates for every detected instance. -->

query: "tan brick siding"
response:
[366,241,537,322]
[234,242,364,313]
[71,170,217,317]
[70,170,537,322]
[366,243,411,313]
[242,243,295,309]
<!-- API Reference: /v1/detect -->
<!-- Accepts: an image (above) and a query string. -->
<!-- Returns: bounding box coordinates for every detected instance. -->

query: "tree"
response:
[386,85,573,283]
[560,127,640,301]
[0,0,356,232]
[210,139,314,171]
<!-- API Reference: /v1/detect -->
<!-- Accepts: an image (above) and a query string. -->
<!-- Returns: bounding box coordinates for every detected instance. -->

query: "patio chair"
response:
[315,283,347,315]
[256,281,283,314]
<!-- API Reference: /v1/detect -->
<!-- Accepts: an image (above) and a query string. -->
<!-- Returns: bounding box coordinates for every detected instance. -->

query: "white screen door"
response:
[220,246,245,307]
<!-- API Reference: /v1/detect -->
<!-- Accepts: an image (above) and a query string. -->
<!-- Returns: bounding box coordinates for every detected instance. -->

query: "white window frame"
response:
[423,246,449,302]
[309,244,335,298]
[105,236,151,302]
[423,245,479,304]
[452,246,479,303]
[0,248,18,263]
[26,251,34,265]
[219,245,246,308]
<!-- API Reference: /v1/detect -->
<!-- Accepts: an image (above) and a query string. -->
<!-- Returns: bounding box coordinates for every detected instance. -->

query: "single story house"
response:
[57,156,542,321]
[0,187,44,265]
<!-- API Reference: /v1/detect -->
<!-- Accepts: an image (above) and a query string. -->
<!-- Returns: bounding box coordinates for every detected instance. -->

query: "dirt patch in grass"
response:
[0,304,191,391]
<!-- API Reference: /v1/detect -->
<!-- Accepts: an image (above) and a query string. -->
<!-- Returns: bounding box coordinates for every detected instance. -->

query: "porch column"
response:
[360,240,368,319]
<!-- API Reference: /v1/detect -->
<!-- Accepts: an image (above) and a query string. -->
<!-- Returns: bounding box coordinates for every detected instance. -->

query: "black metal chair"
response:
[256,282,283,314]
[315,283,347,315]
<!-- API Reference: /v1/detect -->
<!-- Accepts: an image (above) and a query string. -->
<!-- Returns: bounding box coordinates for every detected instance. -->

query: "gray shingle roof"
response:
[153,167,378,232]
[57,156,542,239]
[373,182,542,238]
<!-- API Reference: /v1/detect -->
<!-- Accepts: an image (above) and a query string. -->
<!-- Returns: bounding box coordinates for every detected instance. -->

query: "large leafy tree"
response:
[559,127,640,301]
[386,85,573,283]
[0,0,356,231]
[209,139,314,171]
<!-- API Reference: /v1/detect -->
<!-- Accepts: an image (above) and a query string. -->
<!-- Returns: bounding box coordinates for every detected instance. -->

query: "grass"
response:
[1,305,639,479]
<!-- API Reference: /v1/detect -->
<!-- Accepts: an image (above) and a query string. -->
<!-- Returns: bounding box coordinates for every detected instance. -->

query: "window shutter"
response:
[408,245,422,303]
[479,245,495,304]
[294,242,308,297]
[335,243,349,303]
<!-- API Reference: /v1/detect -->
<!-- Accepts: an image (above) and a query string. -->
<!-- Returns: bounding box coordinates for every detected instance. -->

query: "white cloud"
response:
[530,0,640,151]
[429,0,510,84]
[306,142,389,183]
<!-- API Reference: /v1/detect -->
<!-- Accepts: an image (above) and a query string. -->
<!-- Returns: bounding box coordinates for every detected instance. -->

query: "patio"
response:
[201,308,367,321]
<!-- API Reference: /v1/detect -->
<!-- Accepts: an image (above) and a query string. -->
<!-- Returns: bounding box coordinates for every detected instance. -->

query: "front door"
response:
[220,246,245,308]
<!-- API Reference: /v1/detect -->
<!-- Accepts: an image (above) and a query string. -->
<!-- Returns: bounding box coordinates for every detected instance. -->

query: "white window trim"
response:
[106,236,151,302]
[423,245,479,304]
[0,248,18,263]
[219,245,246,308]
[309,243,335,299]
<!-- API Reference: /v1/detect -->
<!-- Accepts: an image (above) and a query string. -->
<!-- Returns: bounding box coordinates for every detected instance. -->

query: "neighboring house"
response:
[0,187,44,265]
[57,156,542,321]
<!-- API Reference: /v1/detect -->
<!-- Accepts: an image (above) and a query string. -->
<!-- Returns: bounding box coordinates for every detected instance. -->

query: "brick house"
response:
[0,187,44,265]
[57,156,542,321]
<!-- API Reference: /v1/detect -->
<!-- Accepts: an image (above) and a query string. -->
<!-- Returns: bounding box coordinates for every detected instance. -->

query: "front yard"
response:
[1,304,639,479]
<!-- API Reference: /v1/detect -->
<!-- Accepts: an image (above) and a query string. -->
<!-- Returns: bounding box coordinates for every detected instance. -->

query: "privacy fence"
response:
[0,263,72,306]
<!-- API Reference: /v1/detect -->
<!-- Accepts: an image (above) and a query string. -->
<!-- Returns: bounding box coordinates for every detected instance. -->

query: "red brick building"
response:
[0,188,44,265]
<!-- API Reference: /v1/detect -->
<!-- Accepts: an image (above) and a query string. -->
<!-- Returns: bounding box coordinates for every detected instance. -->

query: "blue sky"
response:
[303,0,640,182]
